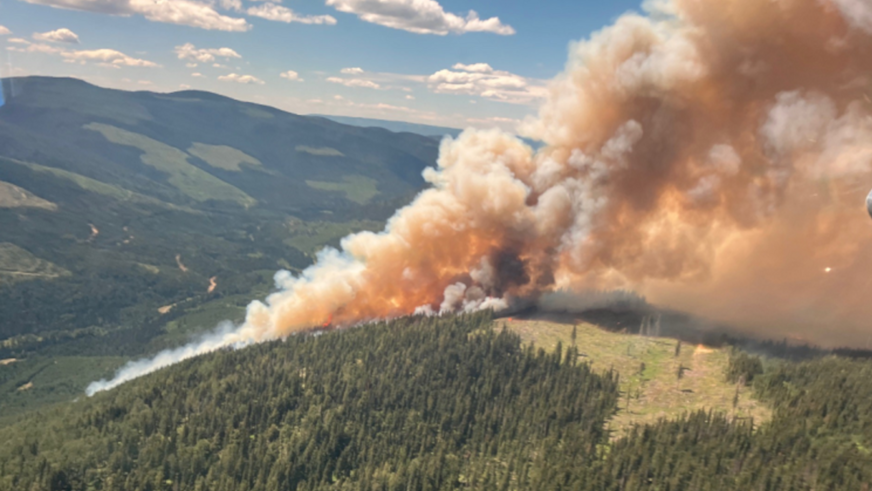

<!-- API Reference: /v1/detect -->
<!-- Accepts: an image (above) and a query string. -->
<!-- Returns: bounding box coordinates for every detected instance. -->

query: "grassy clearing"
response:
[296,145,344,157]
[0,355,127,424]
[0,157,192,212]
[151,271,276,350]
[283,219,382,255]
[85,123,256,207]
[504,319,770,438]
[156,299,246,346]
[188,142,262,172]
[0,180,56,210]
[0,243,70,285]
[242,106,274,119]
[306,175,380,205]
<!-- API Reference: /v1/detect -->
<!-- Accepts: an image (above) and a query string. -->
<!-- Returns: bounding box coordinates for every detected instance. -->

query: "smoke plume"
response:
[88,0,872,394]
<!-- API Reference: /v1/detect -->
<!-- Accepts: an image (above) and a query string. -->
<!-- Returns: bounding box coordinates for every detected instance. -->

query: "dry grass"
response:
[85,123,256,207]
[0,180,56,211]
[503,318,770,439]
[188,142,262,172]
[295,145,344,157]
[306,175,380,205]
[0,243,70,285]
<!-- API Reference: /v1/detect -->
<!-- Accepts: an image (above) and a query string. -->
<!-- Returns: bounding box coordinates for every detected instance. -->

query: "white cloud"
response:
[219,0,242,11]
[8,38,31,44]
[218,73,265,84]
[186,62,198,68]
[212,63,229,68]
[247,3,337,24]
[341,67,364,75]
[0,26,10,35]
[180,83,192,89]
[280,70,303,81]
[175,42,241,62]
[405,94,415,100]
[8,40,158,68]
[427,62,544,104]
[191,72,204,77]
[137,80,153,85]
[7,43,65,55]
[22,0,250,32]
[33,28,80,44]
[451,62,492,73]
[325,0,514,35]
[327,76,380,89]
[62,48,159,67]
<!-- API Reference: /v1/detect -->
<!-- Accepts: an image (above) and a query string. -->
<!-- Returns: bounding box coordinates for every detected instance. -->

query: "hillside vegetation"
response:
[505,319,770,437]
[0,76,439,416]
[1,313,871,490]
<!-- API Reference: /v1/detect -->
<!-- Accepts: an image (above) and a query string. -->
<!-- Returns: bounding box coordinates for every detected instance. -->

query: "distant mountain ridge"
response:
[311,114,463,139]
[0,76,439,215]
[0,76,442,415]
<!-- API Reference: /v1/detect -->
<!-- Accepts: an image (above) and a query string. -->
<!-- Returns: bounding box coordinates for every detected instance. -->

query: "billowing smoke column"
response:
[88,0,872,394]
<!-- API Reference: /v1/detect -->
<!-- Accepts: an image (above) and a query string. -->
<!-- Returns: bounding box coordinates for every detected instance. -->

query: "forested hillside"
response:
[0,76,441,416]
[1,313,870,491]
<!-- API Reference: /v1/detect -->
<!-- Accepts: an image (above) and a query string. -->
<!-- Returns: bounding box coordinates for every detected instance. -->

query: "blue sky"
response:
[0,0,642,130]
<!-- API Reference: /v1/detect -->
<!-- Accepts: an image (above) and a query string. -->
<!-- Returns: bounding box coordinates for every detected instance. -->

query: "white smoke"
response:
[86,321,242,395]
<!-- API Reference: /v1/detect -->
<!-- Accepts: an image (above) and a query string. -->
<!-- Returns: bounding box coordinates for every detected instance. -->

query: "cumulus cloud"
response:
[428,62,545,104]
[341,67,364,75]
[327,76,380,89]
[174,42,241,62]
[33,28,80,44]
[0,26,10,35]
[451,62,493,73]
[62,48,159,67]
[191,72,203,77]
[21,0,250,32]
[8,40,159,67]
[247,3,337,24]
[325,0,514,35]
[218,73,265,84]
[280,70,303,81]
[219,0,242,11]
[7,42,65,55]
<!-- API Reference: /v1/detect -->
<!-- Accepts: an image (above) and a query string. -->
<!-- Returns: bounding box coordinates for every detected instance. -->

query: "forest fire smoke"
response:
[88,0,872,394]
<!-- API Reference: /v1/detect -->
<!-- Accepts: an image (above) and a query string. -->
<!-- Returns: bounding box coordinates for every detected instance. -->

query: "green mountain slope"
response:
[0,76,439,214]
[312,114,463,139]
[0,76,439,415]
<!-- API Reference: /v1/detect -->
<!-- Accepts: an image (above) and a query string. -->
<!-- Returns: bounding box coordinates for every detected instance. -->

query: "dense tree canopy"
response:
[1,313,870,490]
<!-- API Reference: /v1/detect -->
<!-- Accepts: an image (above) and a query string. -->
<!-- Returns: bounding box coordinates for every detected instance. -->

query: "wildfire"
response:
[694,344,714,356]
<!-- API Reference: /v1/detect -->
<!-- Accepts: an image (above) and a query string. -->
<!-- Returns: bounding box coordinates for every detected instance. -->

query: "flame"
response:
[694,344,714,355]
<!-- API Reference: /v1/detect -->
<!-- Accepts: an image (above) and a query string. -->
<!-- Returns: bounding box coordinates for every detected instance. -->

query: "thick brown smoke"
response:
[238,0,872,346]
[90,0,872,394]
